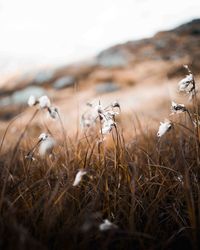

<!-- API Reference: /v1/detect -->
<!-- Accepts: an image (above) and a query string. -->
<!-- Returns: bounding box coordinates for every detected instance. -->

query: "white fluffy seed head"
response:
[82,100,120,134]
[38,136,56,157]
[81,115,95,128]
[99,219,117,231]
[101,126,112,135]
[96,104,103,114]
[38,95,51,109]
[73,170,87,186]
[178,74,193,92]
[108,110,119,116]
[157,120,172,137]
[171,101,177,108]
[28,95,37,106]
[101,119,115,135]
[171,101,186,114]
[112,100,120,109]
[38,133,48,141]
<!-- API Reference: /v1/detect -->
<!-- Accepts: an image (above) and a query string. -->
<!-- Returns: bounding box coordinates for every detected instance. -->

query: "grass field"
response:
[0,67,200,250]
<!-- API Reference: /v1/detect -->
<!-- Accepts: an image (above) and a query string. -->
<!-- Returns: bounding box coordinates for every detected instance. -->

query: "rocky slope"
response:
[0,19,199,133]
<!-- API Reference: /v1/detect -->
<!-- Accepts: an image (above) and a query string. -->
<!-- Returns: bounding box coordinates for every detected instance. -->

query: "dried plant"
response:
[0,65,199,250]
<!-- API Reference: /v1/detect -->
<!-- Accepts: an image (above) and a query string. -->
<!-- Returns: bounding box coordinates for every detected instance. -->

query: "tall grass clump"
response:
[0,65,199,250]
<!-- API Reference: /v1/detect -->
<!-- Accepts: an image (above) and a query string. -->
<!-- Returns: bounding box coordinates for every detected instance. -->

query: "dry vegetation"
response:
[0,66,200,250]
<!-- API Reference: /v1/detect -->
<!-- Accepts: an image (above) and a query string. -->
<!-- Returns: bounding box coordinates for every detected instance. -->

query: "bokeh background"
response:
[0,0,200,72]
[0,0,200,132]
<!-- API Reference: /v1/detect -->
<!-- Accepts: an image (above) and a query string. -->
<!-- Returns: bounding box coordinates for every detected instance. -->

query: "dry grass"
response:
[0,73,200,250]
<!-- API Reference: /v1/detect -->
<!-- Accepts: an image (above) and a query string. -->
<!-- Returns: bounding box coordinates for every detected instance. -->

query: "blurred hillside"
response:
[0,19,200,128]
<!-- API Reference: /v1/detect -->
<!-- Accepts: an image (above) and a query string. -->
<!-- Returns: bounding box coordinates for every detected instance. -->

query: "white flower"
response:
[81,113,96,128]
[104,110,119,120]
[157,120,172,137]
[101,126,112,135]
[87,101,103,113]
[171,101,186,114]
[38,95,51,109]
[48,107,58,119]
[81,118,92,128]
[92,102,107,121]
[111,100,120,109]
[178,74,193,92]
[38,135,56,156]
[38,133,48,141]
[73,170,87,186]
[96,103,119,122]
[101,119,116,135]
[82,100,120,132]
[99,219,118,231]
[28,95,37,106]
[95,104,104,120]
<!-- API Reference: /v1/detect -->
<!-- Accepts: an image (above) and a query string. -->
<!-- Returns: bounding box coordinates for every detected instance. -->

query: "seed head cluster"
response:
[81,100,120,136]
[28,95,58,119]
[171,101,187,115]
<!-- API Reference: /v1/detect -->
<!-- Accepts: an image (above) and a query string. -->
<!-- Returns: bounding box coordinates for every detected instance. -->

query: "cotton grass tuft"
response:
[157,120,172,137]
[73,170,87,186]
[99,219,118,231]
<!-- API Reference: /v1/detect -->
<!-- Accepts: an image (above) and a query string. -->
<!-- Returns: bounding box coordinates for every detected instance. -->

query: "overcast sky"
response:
[0,0,200,72]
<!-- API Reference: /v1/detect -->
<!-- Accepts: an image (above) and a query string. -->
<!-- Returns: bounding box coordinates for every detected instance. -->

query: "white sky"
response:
[0,0,200,72]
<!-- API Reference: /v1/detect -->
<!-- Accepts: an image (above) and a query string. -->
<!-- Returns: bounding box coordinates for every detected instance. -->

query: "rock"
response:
[97,47,129,67]
[53,76,75,89]
[173,19,200,35]
[95,82,120,94]
[34,70,55,85]
[95,19,200,67]
[0,86,46,106]
[154,39,167,50]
